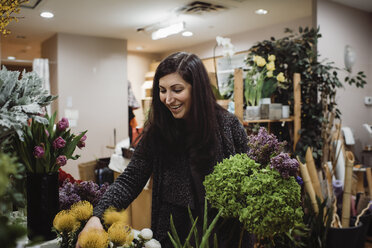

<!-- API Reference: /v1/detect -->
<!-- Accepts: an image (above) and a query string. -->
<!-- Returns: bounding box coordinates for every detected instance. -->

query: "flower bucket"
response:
[26,172,59,241]
[326,220,364,248]
[245,106,260,120]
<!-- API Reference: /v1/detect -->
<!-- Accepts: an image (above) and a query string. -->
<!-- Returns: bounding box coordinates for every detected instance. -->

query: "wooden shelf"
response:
[243,117,294,126]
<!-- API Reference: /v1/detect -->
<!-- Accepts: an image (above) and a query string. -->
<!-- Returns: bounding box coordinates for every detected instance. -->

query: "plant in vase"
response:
[204,127,306,247]
[12,112,87,240]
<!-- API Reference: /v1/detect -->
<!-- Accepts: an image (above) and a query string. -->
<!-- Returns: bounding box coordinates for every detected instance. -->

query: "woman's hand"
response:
[75,216,104,248]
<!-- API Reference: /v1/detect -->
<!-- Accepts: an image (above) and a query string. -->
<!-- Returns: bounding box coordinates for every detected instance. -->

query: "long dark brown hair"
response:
[141,52,223,170]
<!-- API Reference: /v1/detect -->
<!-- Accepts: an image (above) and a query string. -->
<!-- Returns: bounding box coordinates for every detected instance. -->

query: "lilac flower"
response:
[56,155,67,166]
[57,117,69,131]
[33,145,45,158]
[296,176,303,186]
[247,127,285,166]
[270,152,299,179]
[53,136,66,149]
[77,134,87,149]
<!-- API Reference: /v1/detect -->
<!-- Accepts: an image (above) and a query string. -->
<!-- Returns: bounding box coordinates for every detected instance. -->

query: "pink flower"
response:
[45,129,49,137]
[57,117,69,131]
[33,146,45,158]
[77,134,87,149]
[56,155,67,166]
[53,136,66,149]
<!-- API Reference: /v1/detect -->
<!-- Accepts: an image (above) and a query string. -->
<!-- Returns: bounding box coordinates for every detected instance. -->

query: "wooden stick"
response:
[293,73,301,151]
[356,171,365,194]
[366,168,372,197]
[234,68,243,123]
[298,157,318,213]
[323,163,333,202]
[341,151,355,228]
[306,147,323,201]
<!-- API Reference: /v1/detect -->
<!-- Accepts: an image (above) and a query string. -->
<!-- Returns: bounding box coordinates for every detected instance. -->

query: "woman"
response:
[77,52,251,247]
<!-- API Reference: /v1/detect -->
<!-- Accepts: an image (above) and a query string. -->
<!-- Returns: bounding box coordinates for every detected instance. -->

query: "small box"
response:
[260,103,282,120]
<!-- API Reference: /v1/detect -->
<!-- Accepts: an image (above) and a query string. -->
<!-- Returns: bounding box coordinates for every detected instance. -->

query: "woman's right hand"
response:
[75,216,104,248]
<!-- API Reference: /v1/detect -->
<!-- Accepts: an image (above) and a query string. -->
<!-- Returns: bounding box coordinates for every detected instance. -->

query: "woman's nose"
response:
[165,93,174,104]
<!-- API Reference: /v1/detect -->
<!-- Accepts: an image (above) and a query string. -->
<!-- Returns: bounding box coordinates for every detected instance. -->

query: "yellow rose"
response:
[266,71,273,78]
[256,56,266,67]
[253,55,259,63]
[266,61,275,71]
[277,72,286,82]
[268,54,276,62]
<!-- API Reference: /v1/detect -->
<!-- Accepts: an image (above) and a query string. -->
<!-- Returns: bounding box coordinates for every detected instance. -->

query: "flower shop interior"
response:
[1,0,372,247]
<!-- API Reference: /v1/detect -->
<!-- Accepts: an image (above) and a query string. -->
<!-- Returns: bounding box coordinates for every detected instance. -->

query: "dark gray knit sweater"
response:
[93,109,251,247]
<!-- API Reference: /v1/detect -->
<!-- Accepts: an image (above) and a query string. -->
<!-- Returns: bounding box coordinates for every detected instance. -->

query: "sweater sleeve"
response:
[93,138,153,218]
[231,114,249,154]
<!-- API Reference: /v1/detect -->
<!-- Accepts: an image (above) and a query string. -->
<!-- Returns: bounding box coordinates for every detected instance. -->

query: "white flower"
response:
[145,239,161,248]
[140,228,153,240]
[216,36,231,47]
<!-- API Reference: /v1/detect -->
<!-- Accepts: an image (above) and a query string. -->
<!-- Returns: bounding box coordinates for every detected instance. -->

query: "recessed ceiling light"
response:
[136,46,144,50]
[7,56,16,60]
[40,11,54,18]
[255,9,268,15]
[182,31,193,37]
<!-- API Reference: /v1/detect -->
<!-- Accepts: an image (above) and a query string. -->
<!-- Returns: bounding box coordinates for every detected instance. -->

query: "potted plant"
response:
[204,127,305,247]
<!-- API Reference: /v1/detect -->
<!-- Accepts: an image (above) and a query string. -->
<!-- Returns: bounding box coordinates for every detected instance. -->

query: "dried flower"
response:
[247,127,285,166]
[140,228,153,240]
[70,200,93,222]
[56,155,67,166]
[108,222,134,246]
[78,228,109,248]
[33,145,45,158]
[53,136,66,149]
[270,152,299,179]
[57,117,69,131]
[53,210,80,233]
[103,207,130,228]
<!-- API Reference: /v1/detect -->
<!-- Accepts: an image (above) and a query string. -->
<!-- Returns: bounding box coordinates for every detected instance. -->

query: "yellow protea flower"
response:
[108,222,134,246]
[78,228,109,248]
[266,70,274,78]
[268,54,276,62]
[103,207,130,228]
[53,210,80,233]
[256,56,266,67]
[277,72,286,82]
[70,201,93,222]
[266,61,275,71]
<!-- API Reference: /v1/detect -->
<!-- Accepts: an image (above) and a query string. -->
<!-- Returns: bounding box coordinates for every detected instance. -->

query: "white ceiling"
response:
[1,0,370,62]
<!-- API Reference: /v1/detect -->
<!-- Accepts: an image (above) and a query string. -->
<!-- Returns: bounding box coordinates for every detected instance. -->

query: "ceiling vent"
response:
[176,1,228,15]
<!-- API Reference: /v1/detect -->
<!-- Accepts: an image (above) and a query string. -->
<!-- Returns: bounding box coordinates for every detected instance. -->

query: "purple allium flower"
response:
[57,117,69,131]
[56,155,67,167]
[247,127,286,166]
[77,134,87,149]
[33,145,45,158]
[296,176,303,186]
[270,152,299,179]
[53,136,66,149]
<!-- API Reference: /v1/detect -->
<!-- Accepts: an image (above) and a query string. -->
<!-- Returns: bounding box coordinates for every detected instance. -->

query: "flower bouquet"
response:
[244,55,287,106]
[54,201,161,248]
[13,112,87,173]
[204,127,305,247]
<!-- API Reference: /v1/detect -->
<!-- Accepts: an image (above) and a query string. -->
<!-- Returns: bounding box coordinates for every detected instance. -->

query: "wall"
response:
[162,16,313,59]
[42,33,128,179]
[127,52,161,127]
[317,0,372,161]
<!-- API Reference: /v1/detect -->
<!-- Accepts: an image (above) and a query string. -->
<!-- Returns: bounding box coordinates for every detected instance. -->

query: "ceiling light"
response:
[152,22,185,40]
[7,56,16,60]
[182,31,193,37]
[255,9,268,15]
[40,11,54,18]
[136,46,144,50]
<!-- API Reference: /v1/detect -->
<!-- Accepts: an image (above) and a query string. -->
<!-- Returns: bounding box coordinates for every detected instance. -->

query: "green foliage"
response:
[168,198,222,248]
[0,67,57,147]
[204,153,303,242]
[303,195,333,248]
[0,151,26,247]
[247,27,367,161]
[13,112,87,173]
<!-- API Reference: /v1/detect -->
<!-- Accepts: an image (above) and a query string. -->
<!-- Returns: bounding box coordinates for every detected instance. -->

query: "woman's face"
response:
[159,72,192,119]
